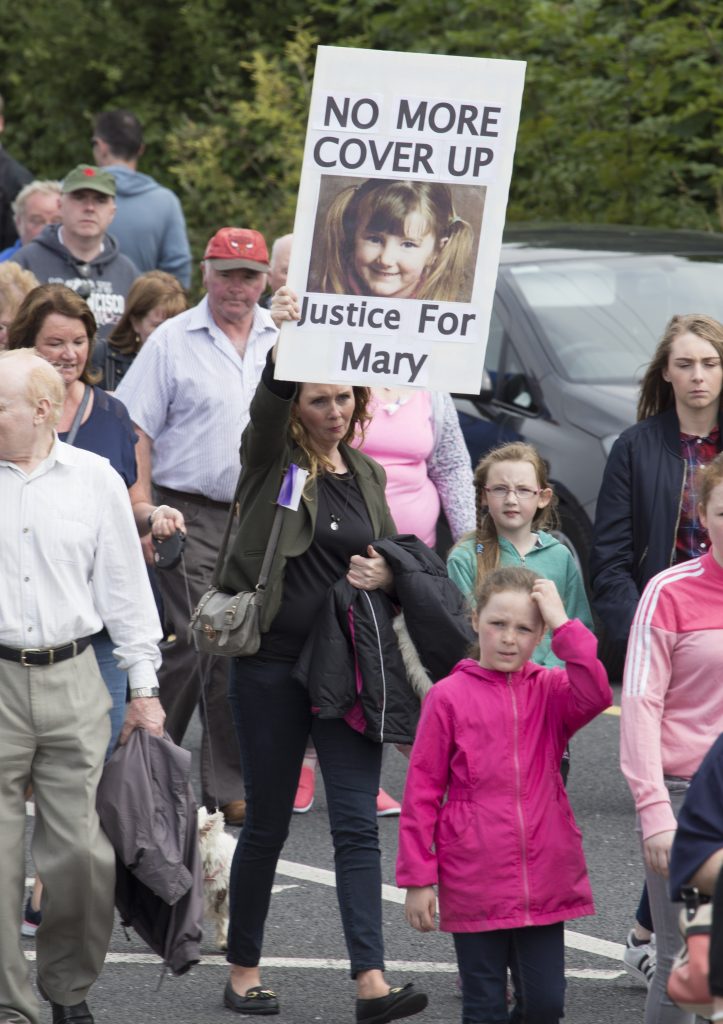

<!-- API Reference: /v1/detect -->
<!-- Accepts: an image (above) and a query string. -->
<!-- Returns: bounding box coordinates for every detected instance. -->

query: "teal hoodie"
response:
[447,531,593,668]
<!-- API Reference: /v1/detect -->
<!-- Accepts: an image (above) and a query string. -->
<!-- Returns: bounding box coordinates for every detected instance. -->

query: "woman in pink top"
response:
[356,387,474,549]
[621,452,723,1024]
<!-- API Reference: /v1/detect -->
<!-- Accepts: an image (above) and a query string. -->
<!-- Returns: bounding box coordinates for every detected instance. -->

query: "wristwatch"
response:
[129,686,160,699]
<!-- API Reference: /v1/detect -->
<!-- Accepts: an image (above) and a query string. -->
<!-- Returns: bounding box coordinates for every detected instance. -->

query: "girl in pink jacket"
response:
[397,567,611,1024]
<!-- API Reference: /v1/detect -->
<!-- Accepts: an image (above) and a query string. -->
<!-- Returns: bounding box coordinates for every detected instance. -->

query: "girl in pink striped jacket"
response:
[621,452,723,1024]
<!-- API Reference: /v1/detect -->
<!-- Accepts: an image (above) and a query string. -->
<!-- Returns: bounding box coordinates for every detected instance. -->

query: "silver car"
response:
[454,224,723,586]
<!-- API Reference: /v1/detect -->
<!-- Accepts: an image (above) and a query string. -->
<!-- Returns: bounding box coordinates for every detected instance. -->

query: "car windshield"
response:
[509,254,723,384]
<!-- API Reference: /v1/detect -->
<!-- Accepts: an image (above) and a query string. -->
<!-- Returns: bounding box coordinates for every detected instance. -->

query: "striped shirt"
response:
[115,296,277,502]
[620,552,723,839]
[0,440,162,687]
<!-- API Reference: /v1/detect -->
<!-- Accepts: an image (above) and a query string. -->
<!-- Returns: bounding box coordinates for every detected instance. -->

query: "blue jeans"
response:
[453,923,565,1023]
[91,631,127,759]
[226,655,384,976]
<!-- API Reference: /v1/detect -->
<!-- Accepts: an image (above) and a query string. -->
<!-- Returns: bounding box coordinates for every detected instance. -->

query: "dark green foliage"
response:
[1,0,720,300]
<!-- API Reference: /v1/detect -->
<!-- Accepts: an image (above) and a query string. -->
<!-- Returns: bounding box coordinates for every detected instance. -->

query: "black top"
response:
[259,470,373,662]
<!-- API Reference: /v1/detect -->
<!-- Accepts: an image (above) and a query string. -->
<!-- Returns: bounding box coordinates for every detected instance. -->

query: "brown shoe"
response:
[221,800,246,826]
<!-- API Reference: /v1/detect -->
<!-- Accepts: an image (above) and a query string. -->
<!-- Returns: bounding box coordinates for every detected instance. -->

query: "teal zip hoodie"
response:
[447,531,593,667]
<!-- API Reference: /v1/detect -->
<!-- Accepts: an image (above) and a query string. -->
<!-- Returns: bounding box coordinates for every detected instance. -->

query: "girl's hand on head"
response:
[530,578,568,631]
[347,545,394,593]
[643,830,676,878]
[270,286,300,328]
[404,886,437,933]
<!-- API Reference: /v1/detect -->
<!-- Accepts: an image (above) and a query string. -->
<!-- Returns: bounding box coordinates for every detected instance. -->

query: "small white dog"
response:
[197,807,236,950]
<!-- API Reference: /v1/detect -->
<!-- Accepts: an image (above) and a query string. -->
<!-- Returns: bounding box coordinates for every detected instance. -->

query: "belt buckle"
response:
[20,648,48,667]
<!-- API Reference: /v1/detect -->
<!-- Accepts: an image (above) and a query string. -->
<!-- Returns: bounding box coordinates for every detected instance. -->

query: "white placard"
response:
[276,46,526,394]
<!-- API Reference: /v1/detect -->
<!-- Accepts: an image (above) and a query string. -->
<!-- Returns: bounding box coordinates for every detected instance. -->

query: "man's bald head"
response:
[269,234,293,293]
[0,349,65,428]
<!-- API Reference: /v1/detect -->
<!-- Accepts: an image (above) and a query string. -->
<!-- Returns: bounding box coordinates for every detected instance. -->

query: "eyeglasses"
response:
[484,485,540,500]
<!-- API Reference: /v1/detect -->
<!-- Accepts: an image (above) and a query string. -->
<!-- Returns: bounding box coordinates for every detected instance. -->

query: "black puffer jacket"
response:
[590,405,723,647]
[293,535,474,743]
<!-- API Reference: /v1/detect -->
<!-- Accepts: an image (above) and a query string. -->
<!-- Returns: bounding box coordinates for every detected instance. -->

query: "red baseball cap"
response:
[203,228,270,272]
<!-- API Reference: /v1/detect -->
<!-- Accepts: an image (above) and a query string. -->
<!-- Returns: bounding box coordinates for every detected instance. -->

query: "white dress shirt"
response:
[114,296,277,502]
[0,439,162,687]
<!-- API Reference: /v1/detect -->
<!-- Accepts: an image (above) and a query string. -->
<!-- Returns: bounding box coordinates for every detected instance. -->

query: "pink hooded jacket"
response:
[396,619,612,933]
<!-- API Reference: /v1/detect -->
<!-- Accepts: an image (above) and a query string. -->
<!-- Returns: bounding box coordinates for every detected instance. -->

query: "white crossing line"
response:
[20,951,624,978]
[275,860,625,964]
[23,859,625,972]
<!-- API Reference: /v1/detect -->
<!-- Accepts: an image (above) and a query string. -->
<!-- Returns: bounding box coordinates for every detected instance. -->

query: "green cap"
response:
[62,164,116,197]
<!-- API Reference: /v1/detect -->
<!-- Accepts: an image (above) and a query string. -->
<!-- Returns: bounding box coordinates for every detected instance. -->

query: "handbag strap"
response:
[64,384,92,446]
[210,468,286,591]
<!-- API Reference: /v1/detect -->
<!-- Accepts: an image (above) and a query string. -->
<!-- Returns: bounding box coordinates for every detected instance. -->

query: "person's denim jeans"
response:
[453,923,565,1024]
[91,630,127,759]
[226,655,384,976]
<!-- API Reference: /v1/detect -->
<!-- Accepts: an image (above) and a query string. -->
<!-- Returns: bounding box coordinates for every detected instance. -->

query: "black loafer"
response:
[49,1001,94,1024]
[356,982,428,1024]
[37,981,94,1024]
[223,980,280,1016]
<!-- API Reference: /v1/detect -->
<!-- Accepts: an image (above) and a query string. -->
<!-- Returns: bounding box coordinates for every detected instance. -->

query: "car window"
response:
[509,255,723,384]
[483,307,539,414]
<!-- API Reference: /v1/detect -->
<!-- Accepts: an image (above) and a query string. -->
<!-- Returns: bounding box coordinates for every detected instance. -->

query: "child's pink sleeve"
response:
[549,619,613,734]
[396,683,455,889]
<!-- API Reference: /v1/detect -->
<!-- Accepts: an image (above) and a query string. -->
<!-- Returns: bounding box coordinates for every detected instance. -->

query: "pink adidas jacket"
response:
[621,552,723,840]
[396,619,612,933]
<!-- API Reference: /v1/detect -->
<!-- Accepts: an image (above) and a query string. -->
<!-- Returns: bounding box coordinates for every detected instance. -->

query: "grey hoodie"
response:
[105,166,191,288]
[12,224,139,341]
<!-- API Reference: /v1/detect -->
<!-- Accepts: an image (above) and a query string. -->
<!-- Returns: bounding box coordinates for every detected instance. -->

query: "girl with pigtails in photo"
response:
[313,178,479,304]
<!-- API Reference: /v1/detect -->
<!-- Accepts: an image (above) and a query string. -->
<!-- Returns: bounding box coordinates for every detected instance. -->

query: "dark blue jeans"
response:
[226,655,384,976]
[453,923,565,1023]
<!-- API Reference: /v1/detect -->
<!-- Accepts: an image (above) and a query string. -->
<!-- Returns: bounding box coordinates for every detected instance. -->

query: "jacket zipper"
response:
[362,591,386,742]
[508,675,532,924]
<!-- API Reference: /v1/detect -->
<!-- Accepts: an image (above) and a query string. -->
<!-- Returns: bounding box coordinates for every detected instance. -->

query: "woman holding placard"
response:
[218,327,428,1022]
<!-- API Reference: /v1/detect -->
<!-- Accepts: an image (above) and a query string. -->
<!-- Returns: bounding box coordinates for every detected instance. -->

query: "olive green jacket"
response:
[219,372,396,633]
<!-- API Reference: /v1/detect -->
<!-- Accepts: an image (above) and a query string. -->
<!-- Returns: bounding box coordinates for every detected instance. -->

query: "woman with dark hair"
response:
[591,313,723,654]
[591,313,723,1009]
[100,269,188,389]
[8,283,184,750]
[216,336,427,1022]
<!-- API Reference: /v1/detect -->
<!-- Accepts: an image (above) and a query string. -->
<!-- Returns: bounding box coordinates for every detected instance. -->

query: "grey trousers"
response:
[641,780,699,1024]
[153,488,243,808]
[0,648,115,1024]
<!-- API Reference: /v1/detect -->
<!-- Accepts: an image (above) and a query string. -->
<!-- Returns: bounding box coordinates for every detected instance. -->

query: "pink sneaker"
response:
[376,787,401,817]
[293,764,316,813]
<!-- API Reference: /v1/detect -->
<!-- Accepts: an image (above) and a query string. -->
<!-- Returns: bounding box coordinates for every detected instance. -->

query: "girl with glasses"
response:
[447,441,593,672]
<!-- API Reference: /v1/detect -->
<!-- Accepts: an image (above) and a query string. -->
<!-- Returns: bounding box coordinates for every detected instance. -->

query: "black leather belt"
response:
[0,637,92,667]
[154,485,230,512]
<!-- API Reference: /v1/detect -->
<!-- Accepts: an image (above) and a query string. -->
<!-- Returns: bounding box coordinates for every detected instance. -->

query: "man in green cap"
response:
[11,164,138,358]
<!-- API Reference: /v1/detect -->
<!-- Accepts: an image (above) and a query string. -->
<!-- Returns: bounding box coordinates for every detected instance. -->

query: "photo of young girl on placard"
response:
[307,176,485,303]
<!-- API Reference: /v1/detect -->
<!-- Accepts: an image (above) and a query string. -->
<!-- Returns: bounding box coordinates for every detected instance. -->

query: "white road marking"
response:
[22,860,625,972]
[19,949,624,979]
[275,860,626,963]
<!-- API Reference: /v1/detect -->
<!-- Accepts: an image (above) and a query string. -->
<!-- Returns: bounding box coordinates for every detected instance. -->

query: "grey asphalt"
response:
[22,684,650,1023]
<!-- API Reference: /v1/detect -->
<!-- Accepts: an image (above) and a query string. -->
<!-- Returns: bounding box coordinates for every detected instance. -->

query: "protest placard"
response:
[275,45,526,394]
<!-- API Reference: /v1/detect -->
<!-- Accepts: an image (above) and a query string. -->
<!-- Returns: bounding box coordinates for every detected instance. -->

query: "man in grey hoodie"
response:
[92,110,191,289]
[12,164,139,344]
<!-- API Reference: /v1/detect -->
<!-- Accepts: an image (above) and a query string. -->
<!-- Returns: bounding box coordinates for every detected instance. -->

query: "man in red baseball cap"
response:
[115,226,277,826]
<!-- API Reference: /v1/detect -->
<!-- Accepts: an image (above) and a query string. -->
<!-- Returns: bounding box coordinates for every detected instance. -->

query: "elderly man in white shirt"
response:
[115,226,277,826]
[0,349,164,1024]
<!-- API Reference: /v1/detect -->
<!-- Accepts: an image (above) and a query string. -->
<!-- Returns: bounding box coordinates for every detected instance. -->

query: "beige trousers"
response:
[0,647,115,1024]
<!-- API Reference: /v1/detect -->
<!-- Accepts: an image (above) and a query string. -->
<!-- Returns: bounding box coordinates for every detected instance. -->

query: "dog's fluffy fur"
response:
[197,807,236,950]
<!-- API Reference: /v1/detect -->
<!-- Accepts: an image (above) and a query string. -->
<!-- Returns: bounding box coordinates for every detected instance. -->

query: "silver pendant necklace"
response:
[329,470,353,531]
